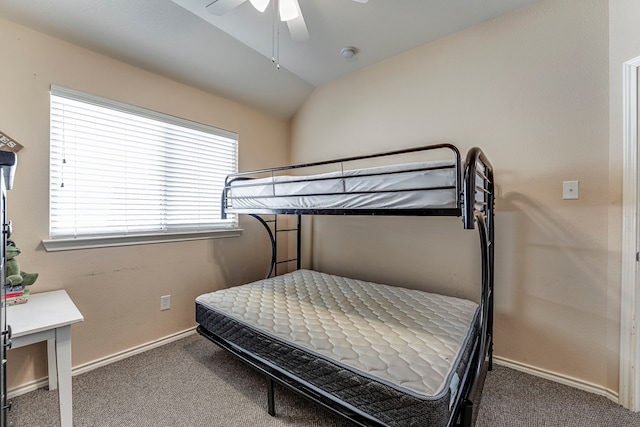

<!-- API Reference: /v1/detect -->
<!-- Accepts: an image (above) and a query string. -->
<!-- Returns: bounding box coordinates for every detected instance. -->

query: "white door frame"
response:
[620,55,640,411]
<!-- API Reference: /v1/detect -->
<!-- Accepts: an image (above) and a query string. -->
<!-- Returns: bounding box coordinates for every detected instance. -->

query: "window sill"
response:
[42,229,243,252]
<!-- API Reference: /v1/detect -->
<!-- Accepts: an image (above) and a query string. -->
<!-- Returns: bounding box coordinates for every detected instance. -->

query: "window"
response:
[45,85,239,251]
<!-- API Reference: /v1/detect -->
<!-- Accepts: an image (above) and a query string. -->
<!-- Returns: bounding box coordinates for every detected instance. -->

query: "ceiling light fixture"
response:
[249,0,297,20]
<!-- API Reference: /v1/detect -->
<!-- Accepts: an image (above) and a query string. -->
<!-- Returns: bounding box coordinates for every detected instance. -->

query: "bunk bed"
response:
[195,143,494,427]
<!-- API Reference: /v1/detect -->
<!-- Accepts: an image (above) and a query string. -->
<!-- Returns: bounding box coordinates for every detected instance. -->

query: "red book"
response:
[5,289,24,298]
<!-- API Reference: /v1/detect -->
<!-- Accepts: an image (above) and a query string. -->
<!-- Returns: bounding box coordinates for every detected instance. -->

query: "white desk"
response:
[8,290,84,427]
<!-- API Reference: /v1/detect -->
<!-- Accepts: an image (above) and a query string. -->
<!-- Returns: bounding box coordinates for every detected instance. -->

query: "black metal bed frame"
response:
[200,143,494,427]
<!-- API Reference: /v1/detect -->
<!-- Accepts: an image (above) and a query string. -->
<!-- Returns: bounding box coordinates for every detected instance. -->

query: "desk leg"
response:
[56,326,73,427]
[47,336,58,391]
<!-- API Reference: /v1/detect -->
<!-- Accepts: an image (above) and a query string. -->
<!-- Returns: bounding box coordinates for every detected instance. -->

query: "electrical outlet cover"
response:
[562,181,579,200]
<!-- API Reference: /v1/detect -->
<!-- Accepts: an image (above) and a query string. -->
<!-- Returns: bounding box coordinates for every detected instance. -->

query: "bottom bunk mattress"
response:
[195,270,480,427]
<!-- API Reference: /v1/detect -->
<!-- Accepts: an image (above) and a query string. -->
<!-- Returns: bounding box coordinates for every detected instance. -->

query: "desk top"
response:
[8,290,84,338]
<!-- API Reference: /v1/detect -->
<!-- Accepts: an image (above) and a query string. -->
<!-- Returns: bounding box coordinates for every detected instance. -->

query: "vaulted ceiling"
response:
[0,0,540,120]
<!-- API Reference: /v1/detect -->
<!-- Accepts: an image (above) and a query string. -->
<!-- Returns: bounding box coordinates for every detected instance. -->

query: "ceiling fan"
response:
[206,0,368,42]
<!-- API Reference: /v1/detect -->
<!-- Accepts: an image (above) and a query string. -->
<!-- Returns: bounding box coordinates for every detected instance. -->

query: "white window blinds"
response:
[49,85,238,240]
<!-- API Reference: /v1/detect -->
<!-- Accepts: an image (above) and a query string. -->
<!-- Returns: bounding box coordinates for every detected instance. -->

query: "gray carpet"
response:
[7,333,639,426]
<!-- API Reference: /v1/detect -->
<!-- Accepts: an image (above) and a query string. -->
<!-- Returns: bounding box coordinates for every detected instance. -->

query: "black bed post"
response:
[461,148,494,426]
[476,147,495,371]
[296,215,302,270]
[463,147,495,367]
[266,377,275,416]
[486,165,495,370]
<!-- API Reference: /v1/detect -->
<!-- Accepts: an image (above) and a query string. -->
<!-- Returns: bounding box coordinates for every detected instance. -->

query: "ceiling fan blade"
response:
[249,0,270,13]
[286,14,309,42]
[279,0,300,22]
[206,0,247,16]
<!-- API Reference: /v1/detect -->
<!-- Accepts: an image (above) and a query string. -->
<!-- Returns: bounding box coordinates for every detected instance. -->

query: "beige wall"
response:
[292,0,614,391]
[0,19,289,389]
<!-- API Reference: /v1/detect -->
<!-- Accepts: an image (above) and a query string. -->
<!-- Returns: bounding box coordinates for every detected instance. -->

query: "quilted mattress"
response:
[196,270,479,426]
[225,160,457,212]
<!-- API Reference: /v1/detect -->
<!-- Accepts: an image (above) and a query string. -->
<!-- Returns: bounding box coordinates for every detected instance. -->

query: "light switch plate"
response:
[563,181,579,200]
[160,295,171,311]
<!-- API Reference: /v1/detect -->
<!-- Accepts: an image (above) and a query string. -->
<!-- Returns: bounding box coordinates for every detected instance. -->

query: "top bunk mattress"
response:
[225,160,458,212]
[195,269,479,400]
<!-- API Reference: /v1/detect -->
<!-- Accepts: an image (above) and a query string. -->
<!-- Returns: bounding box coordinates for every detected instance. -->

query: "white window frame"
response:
[43,85,241,252]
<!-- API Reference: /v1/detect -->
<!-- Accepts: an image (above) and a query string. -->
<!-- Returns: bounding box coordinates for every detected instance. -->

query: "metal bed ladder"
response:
[249,213,302,417]
[250,214,302,279]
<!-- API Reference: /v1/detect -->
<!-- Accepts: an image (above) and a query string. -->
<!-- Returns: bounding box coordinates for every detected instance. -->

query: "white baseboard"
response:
[494,356,619,404]
[8,327,196,399]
